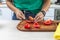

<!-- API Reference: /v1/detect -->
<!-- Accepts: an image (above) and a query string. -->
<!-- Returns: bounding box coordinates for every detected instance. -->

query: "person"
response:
[6,0,50,22]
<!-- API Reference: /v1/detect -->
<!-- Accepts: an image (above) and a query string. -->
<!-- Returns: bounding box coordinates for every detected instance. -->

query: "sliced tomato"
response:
[33,22,40,28]
[24,23,30,29]
[34,22,39,25]
[44,19,52,25]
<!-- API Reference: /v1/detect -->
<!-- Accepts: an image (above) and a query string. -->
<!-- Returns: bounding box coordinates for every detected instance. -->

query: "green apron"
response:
[13,0,44,14]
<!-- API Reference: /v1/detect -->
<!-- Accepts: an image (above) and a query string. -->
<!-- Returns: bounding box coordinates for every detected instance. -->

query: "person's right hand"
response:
[15,9,25,20]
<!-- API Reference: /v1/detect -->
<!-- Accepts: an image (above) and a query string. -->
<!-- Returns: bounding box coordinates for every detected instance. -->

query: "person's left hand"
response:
[34,12,44,22]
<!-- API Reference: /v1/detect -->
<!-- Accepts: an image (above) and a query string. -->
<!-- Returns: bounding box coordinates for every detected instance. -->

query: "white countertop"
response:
[0,20,55,40]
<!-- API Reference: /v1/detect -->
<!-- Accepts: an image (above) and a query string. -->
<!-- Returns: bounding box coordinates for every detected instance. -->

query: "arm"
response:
[35,0,51,22]
[41,0,51,12]
[6,0,25,19]
[6,0,19,12]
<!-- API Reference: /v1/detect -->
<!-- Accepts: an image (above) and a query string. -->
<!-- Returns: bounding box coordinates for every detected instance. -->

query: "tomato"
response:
[33,22,40,28]
[34,22,39,25]
[24,23,30,29]
[44,19,52,25]
[29,16,34,21]
[34,25,40,28]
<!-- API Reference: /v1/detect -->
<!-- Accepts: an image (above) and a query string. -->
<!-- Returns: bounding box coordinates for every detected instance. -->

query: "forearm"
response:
[41,0,51,12]
[6,0,19,12]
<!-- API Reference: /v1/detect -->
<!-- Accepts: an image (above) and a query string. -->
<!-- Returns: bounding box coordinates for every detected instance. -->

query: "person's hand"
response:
[15,9,25,20]
[34,12,44,22]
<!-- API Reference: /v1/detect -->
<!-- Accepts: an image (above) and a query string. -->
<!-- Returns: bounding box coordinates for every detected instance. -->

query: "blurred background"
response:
[0,0,60,20]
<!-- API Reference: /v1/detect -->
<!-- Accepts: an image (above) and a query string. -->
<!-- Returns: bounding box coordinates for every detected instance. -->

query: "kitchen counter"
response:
[0,20,54,40]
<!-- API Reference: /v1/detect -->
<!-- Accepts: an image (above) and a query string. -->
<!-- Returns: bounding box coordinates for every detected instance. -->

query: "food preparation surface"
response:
[17,21,57,32]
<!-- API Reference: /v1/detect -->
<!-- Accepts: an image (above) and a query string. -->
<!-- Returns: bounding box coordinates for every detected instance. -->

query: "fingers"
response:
[35,16,39,22]
[35,13,42,21]
[15,10,25,19]
[21,13,26,19]
[16,16,22,20]
[21,13,25,19]
[18,14,25,19]
[17,12,25,19]
[35,17,43,22]
[34,15,44,22]
[37,17,44,22]
[35,14,39,20]
[16,13,24,20]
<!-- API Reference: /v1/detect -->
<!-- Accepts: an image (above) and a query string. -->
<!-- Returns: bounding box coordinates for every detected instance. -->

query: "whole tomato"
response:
[29,16,34,21]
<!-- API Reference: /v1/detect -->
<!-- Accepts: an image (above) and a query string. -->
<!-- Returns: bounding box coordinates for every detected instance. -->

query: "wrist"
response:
[14,9,20,13]
[40,10,46,16]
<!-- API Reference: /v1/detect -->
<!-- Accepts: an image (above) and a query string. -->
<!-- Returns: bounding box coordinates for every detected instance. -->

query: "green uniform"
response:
[13,0,44,14]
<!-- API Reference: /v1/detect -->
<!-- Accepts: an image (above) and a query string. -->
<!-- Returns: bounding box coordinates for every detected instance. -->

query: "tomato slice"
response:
[44,19,52,25]
[24,23,30,29]
[33,22,40,28]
